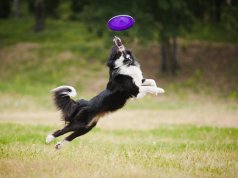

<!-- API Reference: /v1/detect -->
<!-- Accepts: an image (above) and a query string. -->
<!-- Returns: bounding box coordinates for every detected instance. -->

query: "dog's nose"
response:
[113,36,118,41]
[113,36,120,41]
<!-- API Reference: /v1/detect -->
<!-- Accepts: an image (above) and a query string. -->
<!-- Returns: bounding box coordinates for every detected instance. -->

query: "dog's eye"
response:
[126,54,130,59]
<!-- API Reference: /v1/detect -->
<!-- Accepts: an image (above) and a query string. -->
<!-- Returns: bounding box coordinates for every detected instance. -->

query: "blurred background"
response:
[0,1,238,177]
[0,0,238,127]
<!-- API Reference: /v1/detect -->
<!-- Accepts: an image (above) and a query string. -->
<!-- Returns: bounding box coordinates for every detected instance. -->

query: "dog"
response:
[46,36,164,149]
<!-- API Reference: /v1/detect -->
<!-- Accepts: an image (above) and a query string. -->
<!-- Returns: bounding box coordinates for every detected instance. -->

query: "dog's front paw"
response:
[154,87,165,95]
[144,79,157,87]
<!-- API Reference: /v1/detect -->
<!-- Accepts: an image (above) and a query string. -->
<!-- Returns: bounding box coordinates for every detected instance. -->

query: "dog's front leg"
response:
[136,86,164,99]
[142,79,157,87]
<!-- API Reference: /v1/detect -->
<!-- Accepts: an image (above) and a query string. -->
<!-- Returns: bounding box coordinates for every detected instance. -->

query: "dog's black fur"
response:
[47,37,164,149]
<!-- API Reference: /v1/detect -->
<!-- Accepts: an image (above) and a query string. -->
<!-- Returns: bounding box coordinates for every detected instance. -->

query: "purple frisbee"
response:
[107,15,135,31]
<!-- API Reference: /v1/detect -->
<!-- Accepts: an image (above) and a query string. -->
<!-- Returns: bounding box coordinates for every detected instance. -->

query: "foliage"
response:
[70,0,194,74]
[71,0,238,74]
[222,2,238,33]
[144,0,193,74]
[27,0,61,18]
[70,0,88,19]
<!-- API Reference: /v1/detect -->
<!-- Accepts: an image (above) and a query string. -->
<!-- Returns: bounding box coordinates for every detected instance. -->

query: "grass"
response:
[0,123,237,178]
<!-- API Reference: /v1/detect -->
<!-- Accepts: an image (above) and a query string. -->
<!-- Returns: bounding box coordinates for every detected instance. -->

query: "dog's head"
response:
[107,36,136,69]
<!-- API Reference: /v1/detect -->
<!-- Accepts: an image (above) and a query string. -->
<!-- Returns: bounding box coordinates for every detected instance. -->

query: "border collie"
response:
[46,36,164,149]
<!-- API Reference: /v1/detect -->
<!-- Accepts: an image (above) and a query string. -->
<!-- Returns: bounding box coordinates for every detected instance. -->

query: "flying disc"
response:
[107,15,135,31]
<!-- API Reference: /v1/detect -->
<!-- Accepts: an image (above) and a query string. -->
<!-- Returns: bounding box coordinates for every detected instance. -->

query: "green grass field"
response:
[0,123,237,178]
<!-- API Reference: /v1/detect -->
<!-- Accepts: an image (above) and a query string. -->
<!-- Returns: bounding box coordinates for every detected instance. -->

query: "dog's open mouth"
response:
[113,36,125,52]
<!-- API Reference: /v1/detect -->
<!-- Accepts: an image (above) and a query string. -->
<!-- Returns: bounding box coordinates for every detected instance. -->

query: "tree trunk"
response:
[214,0,223,23]
[160,31,180,75]
[34,0,45,32]
[161,40,168,72]
[160,31,169,73]
[13,0,20,18]
[170,36,180,75]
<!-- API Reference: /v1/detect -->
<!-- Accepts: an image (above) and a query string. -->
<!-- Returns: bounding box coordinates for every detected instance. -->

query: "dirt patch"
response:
[0,42,39,62]
[1,104,237,129]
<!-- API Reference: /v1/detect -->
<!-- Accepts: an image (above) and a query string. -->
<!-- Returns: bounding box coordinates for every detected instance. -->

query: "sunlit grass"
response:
[0,123,237,178]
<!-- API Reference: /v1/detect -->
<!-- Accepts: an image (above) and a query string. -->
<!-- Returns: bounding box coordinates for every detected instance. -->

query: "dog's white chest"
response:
[119,65,143,87]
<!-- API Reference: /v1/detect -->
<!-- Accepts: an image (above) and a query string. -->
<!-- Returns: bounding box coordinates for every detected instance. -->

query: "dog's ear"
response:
[107,46,122,68]
[107,58,114,68]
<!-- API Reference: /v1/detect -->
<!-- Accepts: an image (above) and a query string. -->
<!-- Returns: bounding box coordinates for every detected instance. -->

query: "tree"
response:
[28,0,60,18]
[12,0,20,18]
[34,0,45,32]
[0,0,11,18]
[73,0,131,39]
[70,0,88,19]
[45,0,60,18]
[221,0,238,33]
[74,0,193,75]
[144,0,193,74]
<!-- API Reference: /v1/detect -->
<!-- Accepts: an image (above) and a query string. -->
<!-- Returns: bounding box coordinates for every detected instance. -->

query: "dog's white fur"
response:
[46,134,55,144]
[51,85,77,97]
[119,64,143,87]
[116,53,164,98]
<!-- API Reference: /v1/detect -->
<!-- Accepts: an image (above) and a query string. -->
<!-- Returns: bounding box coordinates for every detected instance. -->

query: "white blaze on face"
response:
[114,54,125,68]
[114,53,133,69]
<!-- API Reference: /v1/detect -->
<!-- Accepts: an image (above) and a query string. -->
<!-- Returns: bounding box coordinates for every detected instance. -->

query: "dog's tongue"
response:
[113,36,125,52]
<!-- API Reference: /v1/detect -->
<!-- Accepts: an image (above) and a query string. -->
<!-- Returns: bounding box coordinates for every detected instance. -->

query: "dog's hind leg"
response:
[55,124,96,150]
[46,124,82,144]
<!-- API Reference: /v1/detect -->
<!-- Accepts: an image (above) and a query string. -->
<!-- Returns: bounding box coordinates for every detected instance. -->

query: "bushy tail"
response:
[51,85,77,122]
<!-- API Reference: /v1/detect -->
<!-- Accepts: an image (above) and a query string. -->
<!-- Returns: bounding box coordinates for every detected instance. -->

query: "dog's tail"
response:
[51,85,77,122]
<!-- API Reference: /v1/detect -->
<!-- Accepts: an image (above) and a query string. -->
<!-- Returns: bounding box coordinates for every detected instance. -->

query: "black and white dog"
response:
[46,36,164,149]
